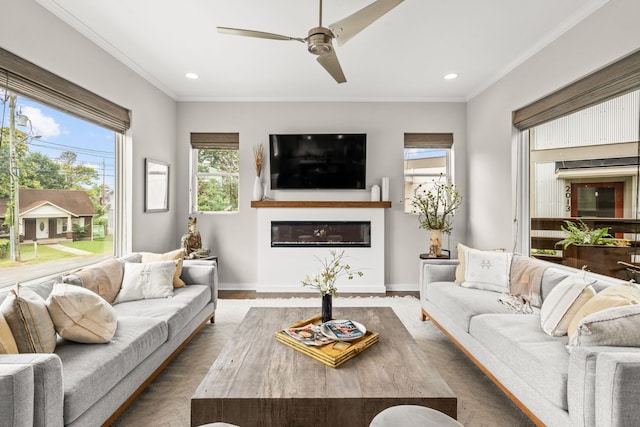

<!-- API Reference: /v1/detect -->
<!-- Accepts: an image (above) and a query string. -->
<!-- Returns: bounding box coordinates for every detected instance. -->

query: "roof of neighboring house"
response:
[0,189,98,217]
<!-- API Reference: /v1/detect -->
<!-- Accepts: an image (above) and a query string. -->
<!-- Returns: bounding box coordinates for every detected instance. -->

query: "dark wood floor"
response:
[219,290,419,299]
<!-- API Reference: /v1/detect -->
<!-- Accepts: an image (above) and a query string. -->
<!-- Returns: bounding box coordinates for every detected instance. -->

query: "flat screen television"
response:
[269,134,366,190]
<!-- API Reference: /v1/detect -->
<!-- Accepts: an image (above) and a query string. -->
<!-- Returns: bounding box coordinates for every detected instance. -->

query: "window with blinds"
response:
[403,133,454,213]
[190,132,240,213]
[515,50,640,281]
[0,47,127,288]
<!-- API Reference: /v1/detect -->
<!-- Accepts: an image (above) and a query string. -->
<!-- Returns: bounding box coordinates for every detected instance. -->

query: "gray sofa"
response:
[0,254,218,427]
[420,257,640,427]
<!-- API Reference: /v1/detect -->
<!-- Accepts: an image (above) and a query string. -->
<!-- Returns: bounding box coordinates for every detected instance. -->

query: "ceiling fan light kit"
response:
[217,0,405,83]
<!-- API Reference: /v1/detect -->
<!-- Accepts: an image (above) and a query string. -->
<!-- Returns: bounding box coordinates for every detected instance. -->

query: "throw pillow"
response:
[540,274,596,337]
[461,249,513,293]
[569,304,640,348]
[140,249,186,288]
[46,283,117,344]
[0,287,57,353]
[114,260,177,304]
[63,258,124,304]
[455,243,477,283]
[567,283,640,337]
[0,311,18,354]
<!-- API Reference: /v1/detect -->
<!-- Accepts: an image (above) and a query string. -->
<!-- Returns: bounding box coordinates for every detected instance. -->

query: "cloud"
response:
[20,106,60,138]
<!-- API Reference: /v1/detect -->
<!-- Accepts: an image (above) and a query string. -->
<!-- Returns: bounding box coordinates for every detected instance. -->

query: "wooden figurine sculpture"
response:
[181,217,210,258]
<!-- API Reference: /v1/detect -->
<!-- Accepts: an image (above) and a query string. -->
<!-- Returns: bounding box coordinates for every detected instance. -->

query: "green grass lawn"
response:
[0,236,113,268]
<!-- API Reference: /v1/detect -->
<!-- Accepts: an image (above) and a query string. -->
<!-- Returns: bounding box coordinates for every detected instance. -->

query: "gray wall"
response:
[1,0,179,253]
[466,0,640,252]
[176,102,467,290]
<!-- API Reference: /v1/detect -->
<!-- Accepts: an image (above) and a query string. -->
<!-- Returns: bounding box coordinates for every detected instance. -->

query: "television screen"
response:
[269,134,366,190]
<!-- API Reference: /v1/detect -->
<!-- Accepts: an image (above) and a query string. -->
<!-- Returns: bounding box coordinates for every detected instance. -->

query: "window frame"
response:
[190,132,240,214]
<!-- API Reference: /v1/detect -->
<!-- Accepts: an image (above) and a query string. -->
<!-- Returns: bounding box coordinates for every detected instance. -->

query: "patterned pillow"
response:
[0,286,57,353]
[114,260,177,304]
[46,283,117,344]
[461,249,513,293]
[140,249,186,288]
[540,274,595,337]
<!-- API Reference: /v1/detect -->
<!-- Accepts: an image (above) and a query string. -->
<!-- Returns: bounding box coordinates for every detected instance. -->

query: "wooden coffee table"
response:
[191,306,456,427]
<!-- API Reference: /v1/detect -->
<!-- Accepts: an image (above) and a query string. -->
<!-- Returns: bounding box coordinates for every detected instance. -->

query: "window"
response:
[514,50,640,281]
[403,133,454,213]
[0,47,129,288]
[190,132,239,213]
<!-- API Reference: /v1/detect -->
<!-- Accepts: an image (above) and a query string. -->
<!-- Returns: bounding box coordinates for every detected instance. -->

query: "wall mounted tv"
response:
[269,134,366,190]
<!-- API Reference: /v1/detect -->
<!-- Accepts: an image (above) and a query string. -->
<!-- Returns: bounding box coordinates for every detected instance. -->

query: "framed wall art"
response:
[145,158,169,212]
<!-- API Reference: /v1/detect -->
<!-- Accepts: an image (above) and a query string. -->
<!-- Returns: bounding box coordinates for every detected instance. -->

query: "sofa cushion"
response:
[114,260,176,304]
[424,281,511,332]
[540,274,595,336]
[62,258,123,304]
[569,304,640,348]
[461,250,513,293]
[568,284,640,337]
[113,284,211,340]
[469,313,570,410]
[0,311,18,354]
[140,249,186,288]
[55,316,168,424]
[46,283,118,344]
[0,287,57,353]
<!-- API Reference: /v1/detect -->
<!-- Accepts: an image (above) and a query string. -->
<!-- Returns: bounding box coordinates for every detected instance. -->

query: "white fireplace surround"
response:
[256,203,387,293]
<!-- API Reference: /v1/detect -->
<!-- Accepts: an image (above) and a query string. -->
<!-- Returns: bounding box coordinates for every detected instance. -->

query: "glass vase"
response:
[321,294,333,323]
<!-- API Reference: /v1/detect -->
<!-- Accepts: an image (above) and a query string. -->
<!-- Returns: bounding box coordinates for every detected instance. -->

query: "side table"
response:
[419,249,450,260]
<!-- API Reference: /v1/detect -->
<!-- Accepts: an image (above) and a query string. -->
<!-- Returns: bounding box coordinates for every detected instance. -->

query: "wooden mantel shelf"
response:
[250,200,392,208]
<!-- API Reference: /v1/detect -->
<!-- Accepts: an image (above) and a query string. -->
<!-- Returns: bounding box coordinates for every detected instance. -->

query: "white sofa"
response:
[420,255,640,427]
[0,253,217,427]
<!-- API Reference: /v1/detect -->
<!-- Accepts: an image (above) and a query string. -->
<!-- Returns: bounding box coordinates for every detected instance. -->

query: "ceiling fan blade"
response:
[217,27,305,43]
[329,0,404,46]
[317,51,346,84]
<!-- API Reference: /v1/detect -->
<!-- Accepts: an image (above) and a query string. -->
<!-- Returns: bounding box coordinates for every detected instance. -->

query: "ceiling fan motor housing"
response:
[307,27,334,55]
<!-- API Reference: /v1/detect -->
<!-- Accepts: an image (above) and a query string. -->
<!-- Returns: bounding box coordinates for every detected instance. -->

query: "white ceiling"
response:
[37,0,608,102]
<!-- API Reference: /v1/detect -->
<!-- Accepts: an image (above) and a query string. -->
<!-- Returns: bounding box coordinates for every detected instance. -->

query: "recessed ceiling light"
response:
[444,73,459,80]
[185,73,199,79]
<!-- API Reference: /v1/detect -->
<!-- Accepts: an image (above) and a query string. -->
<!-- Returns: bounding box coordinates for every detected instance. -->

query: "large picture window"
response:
[0,47,129,288]
[516,50,640,281]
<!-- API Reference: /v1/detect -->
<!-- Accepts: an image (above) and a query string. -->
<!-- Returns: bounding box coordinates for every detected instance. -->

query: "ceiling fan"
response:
[217,0,404,84]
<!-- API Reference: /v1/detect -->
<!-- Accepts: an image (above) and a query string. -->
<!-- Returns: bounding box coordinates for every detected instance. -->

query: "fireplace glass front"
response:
[271,221,371,248]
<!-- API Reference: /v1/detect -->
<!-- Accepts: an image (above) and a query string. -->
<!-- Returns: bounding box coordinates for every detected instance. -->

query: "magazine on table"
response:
[324,320,365,340]
[283,323,335,347]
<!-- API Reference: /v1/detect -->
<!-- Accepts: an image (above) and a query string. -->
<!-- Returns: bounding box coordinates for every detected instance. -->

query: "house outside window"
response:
[403,133,454,213]
[190,132,239,213]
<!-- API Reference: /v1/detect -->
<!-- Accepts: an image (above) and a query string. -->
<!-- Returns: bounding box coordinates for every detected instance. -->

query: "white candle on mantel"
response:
[371,185,381,201]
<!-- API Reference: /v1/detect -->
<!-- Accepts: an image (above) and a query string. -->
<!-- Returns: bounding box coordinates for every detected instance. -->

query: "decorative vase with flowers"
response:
[406,175,461,257]
[252,143,264,201]
[301,249,364,322]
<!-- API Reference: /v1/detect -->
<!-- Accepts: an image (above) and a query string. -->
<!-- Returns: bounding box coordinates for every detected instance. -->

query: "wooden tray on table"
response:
[274,314,379,368]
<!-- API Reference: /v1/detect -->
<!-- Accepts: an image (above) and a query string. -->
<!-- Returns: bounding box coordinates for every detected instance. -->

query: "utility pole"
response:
[8,94,20,262]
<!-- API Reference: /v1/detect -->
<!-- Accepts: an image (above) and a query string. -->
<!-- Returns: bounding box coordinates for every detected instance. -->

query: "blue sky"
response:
[2,93,116,188]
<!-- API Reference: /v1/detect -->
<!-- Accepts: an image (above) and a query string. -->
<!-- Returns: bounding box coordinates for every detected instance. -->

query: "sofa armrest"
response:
[0,363,34,426]
[569,347,640,427]
[181,260,218,310]
[0,354,63,427]
[419,259,459,303]
[595,352,640,427]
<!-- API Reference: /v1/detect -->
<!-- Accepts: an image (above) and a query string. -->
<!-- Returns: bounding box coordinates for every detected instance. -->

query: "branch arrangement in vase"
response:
[253,143,263,177]
[406,175,461,234]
